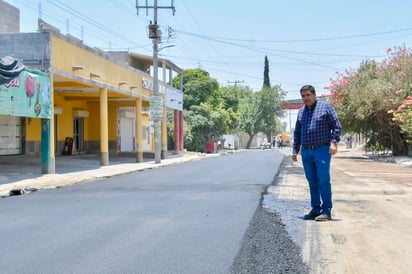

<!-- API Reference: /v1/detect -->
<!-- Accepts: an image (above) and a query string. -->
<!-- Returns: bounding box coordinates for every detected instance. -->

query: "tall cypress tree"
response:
[263,55,271,88]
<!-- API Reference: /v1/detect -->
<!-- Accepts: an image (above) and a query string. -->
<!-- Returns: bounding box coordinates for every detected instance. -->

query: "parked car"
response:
[260,143,272,149]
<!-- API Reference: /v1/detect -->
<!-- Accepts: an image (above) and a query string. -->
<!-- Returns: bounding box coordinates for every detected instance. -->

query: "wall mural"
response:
[0,57,52,119]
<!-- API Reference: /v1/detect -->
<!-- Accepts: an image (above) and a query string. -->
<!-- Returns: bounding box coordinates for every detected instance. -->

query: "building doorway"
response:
[73,117,84,153]
[0,115,22,155]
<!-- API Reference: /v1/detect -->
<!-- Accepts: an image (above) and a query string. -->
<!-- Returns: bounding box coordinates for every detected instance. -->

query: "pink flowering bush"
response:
[327,45,412,155]
[391,90,412,138]
[385,47,412,140]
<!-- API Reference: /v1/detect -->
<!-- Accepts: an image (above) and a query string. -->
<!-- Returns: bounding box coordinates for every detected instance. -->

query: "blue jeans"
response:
[301,145,332,213]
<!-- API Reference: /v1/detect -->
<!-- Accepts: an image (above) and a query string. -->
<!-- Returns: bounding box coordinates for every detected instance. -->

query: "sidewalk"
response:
[266,147,412,273]
[0,152,220,197]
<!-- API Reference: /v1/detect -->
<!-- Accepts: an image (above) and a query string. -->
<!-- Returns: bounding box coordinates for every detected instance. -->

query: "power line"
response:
[175,29,343,71]
[174,27,412,44]
[175,29,385,58]
[48,0,137,45]
[12,0,152,52]
[178,0,232,73]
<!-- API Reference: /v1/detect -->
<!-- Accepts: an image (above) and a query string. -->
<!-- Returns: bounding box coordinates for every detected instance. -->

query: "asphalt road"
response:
[0,149,307,274]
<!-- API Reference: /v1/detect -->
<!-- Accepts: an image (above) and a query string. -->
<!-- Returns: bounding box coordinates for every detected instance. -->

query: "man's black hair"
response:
[300,85,316,95]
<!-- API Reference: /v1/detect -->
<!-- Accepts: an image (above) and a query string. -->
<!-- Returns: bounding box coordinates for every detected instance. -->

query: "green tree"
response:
[172,69,242,151]
[238,90,260,148]
[238,86,285,148]
[172,68,218,110]
[259,85,286,141]
[263,55,270,88]
[211,85,241,112]
[210,85,243,132]
[172,62,285,151]
[183,104,212,152]
[261,56,286,141]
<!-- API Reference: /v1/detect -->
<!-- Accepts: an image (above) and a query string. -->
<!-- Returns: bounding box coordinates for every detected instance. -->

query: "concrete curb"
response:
[0,153,220,198]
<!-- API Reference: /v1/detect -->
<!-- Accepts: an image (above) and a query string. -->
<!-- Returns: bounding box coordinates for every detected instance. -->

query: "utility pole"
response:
[227,80,244,87]
[136,0,175,164]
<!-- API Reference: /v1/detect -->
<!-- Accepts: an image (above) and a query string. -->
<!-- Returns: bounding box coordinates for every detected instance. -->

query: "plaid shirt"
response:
[293,100,342,154]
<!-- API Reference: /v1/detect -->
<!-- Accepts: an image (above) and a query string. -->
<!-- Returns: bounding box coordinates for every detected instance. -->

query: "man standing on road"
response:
[292,85,342,221]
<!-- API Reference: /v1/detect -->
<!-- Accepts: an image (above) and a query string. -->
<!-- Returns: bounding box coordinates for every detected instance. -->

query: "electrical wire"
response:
[174,27,412,44]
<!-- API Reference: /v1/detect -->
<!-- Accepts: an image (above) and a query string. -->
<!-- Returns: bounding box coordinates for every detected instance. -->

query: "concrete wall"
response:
[0,1,19,33]
[0,32,51,71]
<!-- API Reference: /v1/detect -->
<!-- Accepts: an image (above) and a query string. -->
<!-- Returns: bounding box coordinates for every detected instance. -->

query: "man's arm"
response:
[328,104,342,156]
[328,104,342,144]
[292,111,302,161]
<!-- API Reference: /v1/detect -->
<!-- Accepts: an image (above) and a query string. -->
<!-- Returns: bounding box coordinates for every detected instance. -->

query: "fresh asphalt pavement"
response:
[0,149,310,273]
[1,146,410,193]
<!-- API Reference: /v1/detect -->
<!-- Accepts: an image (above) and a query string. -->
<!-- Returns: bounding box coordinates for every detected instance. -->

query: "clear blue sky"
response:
[6,0,412,99]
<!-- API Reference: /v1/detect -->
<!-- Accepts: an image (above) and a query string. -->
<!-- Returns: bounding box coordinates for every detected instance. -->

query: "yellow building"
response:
[0,18,184,173]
